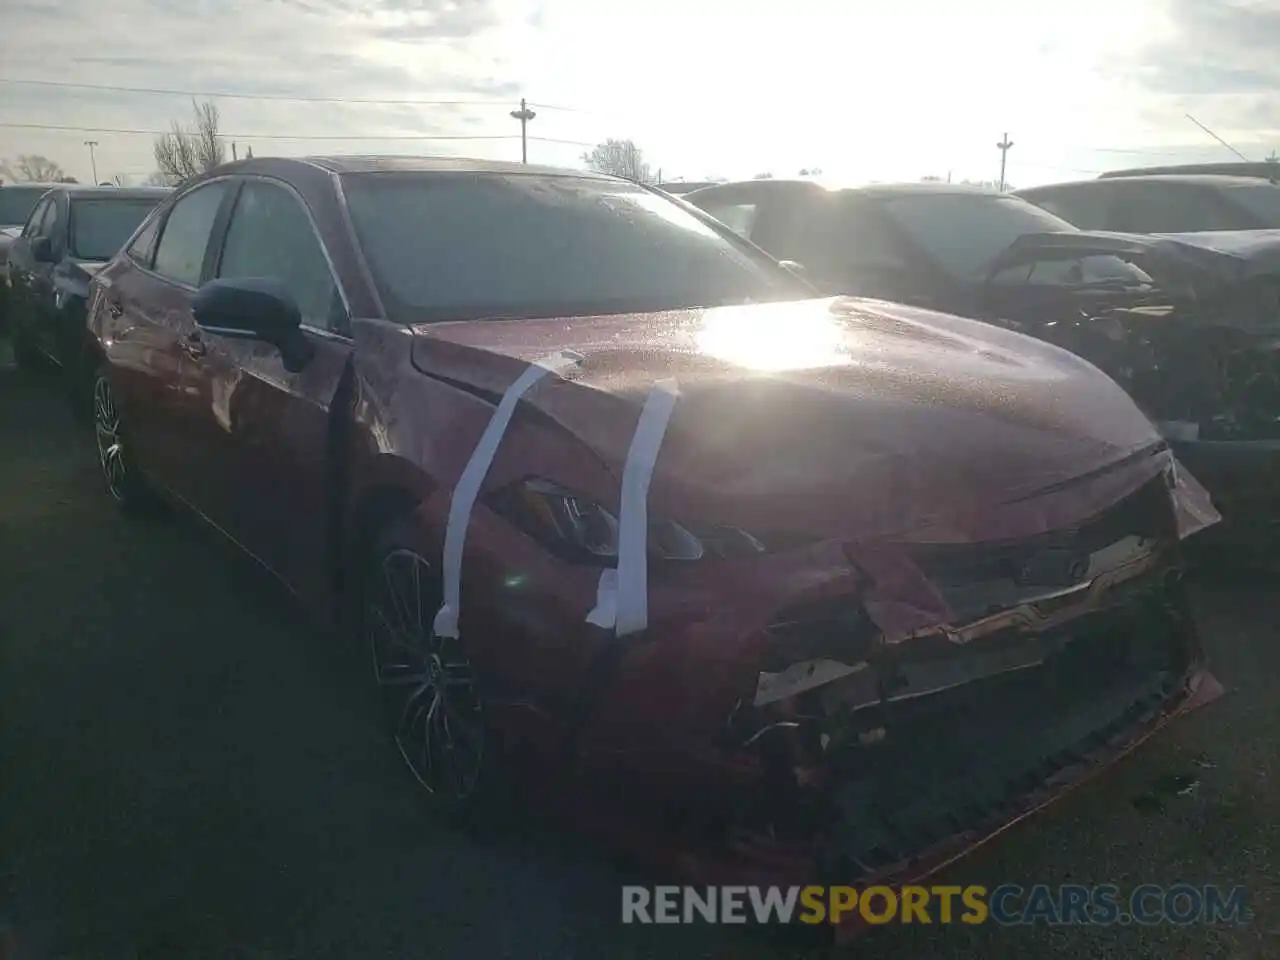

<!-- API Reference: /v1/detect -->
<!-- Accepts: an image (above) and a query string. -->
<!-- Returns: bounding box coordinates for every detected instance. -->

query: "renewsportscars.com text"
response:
[621,884,1250,926]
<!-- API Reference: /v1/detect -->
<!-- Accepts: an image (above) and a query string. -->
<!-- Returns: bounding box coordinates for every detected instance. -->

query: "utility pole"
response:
[996,133,1013,192]
[232,142,238,161]
[83,140,99,183]
[510,98,536,164]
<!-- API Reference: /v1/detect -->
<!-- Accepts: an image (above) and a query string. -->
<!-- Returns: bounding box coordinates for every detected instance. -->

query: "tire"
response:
[91,367,156,513]
[362,515,504,824]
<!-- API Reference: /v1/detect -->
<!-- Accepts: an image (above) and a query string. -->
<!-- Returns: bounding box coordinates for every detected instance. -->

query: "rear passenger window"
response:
[23,198,50,238]
[151,181,229,285]
[127,214,163,268]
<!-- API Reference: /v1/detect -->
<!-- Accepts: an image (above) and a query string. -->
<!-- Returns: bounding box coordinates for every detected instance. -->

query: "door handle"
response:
[108,299,124,318]
[181,332,207,359]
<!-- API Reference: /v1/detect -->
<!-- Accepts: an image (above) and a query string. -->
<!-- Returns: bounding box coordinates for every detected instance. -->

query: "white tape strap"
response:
[586,379,680,637]
[433,350,582,640]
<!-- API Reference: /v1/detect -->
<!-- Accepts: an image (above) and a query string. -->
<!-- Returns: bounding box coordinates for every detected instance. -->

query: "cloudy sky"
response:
[2,0,1278,187]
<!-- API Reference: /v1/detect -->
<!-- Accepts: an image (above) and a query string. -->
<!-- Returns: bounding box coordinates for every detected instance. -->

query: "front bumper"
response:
[631,560,1222,943]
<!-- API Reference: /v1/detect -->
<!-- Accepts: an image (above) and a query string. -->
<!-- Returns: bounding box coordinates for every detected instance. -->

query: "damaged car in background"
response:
[85,157,1222,942]
[685,179,1280,555]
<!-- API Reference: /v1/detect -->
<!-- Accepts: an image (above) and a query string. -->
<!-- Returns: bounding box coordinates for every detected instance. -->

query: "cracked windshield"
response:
[0,1,1274,958]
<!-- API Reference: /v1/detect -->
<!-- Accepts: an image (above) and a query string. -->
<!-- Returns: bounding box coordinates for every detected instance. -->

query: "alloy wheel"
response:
[93,376,128,501]
[367,547,486,807]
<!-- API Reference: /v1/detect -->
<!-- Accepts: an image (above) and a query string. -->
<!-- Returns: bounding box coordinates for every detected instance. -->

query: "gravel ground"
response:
[0,352,1275,959]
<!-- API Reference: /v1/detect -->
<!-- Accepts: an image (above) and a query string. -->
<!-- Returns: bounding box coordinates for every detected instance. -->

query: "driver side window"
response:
[215,180,343,332]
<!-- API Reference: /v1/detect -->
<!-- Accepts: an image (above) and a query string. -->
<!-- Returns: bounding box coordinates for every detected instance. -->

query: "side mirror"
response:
[32,236,55,263]
[192,277,315,372]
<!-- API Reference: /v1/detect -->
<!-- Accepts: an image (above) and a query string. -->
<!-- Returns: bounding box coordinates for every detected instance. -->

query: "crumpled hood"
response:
[988,228,1280,293]
[411,297,1170,540]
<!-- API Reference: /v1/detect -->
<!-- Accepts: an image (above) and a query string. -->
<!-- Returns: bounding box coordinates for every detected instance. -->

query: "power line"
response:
[0,120,592,146]
[0,76,582,112]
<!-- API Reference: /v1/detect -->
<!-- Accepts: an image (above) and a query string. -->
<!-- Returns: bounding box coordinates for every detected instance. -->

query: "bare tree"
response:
[580,139,651,181]
[153,99,227,183]
[798,167,823,176]
[752,172,774,179]
[0,154,68,182]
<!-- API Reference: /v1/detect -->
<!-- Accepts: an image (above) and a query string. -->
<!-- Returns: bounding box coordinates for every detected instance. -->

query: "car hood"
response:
[987,229,1280,293]
[410,297,1170,541]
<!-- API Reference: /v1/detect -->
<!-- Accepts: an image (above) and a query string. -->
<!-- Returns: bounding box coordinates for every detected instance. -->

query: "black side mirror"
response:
[192,277,315,372]
[32,236,55,263]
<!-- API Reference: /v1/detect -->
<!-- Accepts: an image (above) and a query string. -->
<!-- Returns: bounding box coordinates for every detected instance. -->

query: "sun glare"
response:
[695,302,849,372]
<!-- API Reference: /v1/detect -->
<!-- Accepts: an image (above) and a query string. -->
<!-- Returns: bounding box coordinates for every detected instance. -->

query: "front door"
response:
[188,176,354,607]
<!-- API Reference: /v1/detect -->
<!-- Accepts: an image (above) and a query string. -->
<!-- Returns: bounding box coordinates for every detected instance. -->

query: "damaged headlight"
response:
[494,477,769,565]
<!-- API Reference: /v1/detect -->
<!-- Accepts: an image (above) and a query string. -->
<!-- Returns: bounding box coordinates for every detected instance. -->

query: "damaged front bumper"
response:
[614,467,1223,942]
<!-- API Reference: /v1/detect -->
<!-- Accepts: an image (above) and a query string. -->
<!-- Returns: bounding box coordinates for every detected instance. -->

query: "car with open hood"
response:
[83,156,1221,941]
[686,178,1280,557]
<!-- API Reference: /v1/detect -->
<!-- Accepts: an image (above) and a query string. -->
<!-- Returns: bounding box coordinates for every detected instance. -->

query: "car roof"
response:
[690,178,1007,199]
[1099,161,1280,180]
[1018,174,1276,194]
[207,154,623,181]
[0,181,63,191]
[60,186,172,200]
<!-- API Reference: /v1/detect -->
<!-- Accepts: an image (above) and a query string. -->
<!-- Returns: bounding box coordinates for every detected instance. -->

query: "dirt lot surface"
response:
[1,353,1276,959]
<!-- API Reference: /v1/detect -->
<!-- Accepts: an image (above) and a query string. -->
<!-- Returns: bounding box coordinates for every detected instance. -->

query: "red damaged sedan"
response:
[85,156,1223,926]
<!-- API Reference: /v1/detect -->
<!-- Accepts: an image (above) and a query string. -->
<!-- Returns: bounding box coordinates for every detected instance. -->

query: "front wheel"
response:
[363,519,499,822]
[92,368,154,512]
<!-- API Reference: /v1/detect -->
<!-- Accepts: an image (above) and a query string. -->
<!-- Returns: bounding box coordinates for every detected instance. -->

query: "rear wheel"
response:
[363,519,499,822]
[92,368,154,512]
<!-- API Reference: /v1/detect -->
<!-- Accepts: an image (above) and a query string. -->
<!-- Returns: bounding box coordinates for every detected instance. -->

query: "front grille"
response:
[817,566,1193,880]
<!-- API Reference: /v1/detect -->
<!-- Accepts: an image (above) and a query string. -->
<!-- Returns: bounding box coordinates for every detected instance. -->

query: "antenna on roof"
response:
[1184,114,1251,162]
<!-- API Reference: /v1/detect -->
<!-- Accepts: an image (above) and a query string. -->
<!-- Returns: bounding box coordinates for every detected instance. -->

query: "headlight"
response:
[493,477,769,565]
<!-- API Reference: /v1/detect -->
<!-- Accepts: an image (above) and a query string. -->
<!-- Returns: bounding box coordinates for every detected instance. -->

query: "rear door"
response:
[97,179,233,499]
[191,175,354,605]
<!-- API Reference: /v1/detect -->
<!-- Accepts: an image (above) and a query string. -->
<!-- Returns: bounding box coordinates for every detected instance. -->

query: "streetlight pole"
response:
[83,140,99,183]
[510,98,536,164]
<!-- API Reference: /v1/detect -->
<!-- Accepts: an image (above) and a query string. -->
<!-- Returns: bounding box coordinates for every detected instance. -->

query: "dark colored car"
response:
[686,179,1280,556]
[6,186,169,405]
[1015,175,1280,233]
[84,156,1221,940]
[0,182,63,330]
